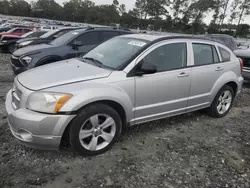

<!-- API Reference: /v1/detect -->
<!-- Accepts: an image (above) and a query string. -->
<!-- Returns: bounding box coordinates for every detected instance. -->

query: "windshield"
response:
[6,28,16,32]
[49,30,80,46]
[82,37,149,70]
[40,29,58,38]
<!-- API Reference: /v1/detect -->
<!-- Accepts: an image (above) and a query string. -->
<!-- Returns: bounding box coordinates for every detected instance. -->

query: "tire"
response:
[69,104,122,156]
[8,43,16,54]
[208,85,235,118]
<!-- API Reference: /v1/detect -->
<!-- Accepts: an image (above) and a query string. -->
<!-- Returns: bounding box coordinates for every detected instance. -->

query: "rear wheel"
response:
[208,85,234,118]
[69,104,122,156]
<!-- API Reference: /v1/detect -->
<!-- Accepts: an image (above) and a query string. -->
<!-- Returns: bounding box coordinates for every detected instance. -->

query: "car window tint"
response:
[54,30,70,38]
[143,43,187,72]
[77,32,100,45]
[193,44,214,66]
[24,29,31,33]
[13,29,23,33]
[101,31,119,42]
[212,46,220,63]
[219,47,231,62]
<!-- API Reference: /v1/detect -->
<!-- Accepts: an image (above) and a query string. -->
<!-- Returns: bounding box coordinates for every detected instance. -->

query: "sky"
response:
[25,0,250,25]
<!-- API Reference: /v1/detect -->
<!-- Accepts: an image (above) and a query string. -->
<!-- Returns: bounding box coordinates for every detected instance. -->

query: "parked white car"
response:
[5,34,244,156]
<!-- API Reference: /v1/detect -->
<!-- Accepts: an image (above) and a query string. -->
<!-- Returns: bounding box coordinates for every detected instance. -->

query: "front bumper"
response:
[243,68,250,80]
[5,90,75,150]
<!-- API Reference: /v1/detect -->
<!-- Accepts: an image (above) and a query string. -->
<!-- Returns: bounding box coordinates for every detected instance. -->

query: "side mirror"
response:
[136,62,157,76]
[73,41,83,47]
[72,41,83,50]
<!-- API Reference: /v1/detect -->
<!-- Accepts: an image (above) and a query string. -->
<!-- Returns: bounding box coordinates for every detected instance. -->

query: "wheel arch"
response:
[60,99,129,147]
[210,71,239,103]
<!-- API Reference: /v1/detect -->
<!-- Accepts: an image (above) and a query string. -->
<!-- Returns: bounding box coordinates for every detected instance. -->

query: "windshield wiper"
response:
[82,57,104,67]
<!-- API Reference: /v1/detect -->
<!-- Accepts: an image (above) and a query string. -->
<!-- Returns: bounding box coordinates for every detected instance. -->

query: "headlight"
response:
[1,40,7,43]
[21,56,32,64]
[20,41,32,46]
[27,92,72,113]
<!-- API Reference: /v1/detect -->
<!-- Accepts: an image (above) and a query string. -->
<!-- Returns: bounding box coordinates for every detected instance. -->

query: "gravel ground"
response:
[1,54,250,188]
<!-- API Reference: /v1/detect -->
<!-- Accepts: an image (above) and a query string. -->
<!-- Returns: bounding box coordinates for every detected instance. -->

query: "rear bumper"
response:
[243,68,250,80]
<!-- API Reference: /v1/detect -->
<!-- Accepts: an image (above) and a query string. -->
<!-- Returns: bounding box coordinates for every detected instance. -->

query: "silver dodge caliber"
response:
[5,34,244,156]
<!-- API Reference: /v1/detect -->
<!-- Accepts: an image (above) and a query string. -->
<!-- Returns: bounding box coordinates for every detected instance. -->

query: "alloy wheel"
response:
[217,90,233,115]
[78,114,116,151]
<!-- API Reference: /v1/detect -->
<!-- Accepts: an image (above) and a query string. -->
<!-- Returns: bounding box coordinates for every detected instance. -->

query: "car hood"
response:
[13,43,55,57]
[2,34,21,39]
[234,48,250,58]
[17,58,112,90]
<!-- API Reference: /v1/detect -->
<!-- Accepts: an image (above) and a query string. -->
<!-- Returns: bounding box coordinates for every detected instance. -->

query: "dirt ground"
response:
[1,54,250,188]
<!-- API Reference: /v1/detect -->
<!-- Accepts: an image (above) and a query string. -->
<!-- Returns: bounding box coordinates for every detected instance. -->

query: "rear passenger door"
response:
[187,42,226,111]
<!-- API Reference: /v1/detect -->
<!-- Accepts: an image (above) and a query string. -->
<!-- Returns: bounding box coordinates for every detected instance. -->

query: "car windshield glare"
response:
[82,37,149,70]
[49,30,79,46]
[40,30,58,38]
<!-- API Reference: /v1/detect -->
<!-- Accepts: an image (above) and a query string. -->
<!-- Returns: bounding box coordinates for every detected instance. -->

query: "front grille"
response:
[12,84,22,109]
[11,55,24,67]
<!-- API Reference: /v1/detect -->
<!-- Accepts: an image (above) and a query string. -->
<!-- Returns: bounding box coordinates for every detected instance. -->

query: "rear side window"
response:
[193,43,215,66]
[101,31,119,42]
[219,47,231,62]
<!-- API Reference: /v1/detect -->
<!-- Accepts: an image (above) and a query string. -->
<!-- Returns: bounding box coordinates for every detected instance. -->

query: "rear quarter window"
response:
[219,47,231,62]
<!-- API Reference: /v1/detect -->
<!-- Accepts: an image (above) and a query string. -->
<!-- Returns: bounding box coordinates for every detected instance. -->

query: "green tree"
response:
[0,0,10,14]
[32,0,63,20]
[9,0,31,16]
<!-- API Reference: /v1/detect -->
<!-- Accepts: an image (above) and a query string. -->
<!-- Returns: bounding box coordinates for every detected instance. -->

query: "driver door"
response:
[134,41,192,124]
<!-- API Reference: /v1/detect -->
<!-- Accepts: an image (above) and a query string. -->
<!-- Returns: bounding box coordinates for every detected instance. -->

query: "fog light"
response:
[18,129,33,142]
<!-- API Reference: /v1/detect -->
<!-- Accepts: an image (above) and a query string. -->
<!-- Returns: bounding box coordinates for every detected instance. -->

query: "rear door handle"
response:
[215,67,224,71]
[178,72,190,78]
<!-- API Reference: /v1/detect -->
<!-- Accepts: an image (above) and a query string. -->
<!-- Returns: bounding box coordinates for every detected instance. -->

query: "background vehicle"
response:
[203,34,238,51]
[0,27,32,38]
[0,31,47,53]
[234,48,250,80]
[5,34,243,156]
[15,27,78,49]
[11,27,133,75]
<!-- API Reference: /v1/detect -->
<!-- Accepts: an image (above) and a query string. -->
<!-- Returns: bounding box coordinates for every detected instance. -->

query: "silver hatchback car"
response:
[5,34,244,156]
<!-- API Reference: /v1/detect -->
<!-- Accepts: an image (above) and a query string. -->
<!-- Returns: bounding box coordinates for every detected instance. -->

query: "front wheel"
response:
[69,104,122,156]
[208,85,234,118]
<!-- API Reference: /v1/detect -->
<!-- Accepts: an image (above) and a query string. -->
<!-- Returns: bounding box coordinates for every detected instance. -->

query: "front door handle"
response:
[178,72,190,78]
[215,67,224,71]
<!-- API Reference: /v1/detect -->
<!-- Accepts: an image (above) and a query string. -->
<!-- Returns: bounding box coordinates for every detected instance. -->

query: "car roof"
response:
[118,33,227,44]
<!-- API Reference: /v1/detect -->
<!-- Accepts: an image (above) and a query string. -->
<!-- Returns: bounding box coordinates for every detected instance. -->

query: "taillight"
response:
[239,58,243,73]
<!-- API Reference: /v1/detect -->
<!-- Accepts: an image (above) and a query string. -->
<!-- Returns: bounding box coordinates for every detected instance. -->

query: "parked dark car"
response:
[0,31,47,53]
[204,34,238,51]
[11,27,133,75]
[234,48,250,80]
[15,27,78,49]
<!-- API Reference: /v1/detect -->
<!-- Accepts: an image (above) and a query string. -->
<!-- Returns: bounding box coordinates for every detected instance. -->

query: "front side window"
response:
[101,31,119,42]
[143,43,187,72]
[76,32,100,45]
[219,47,231,62]
[193,43,215,66]
[82,37,149,69]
